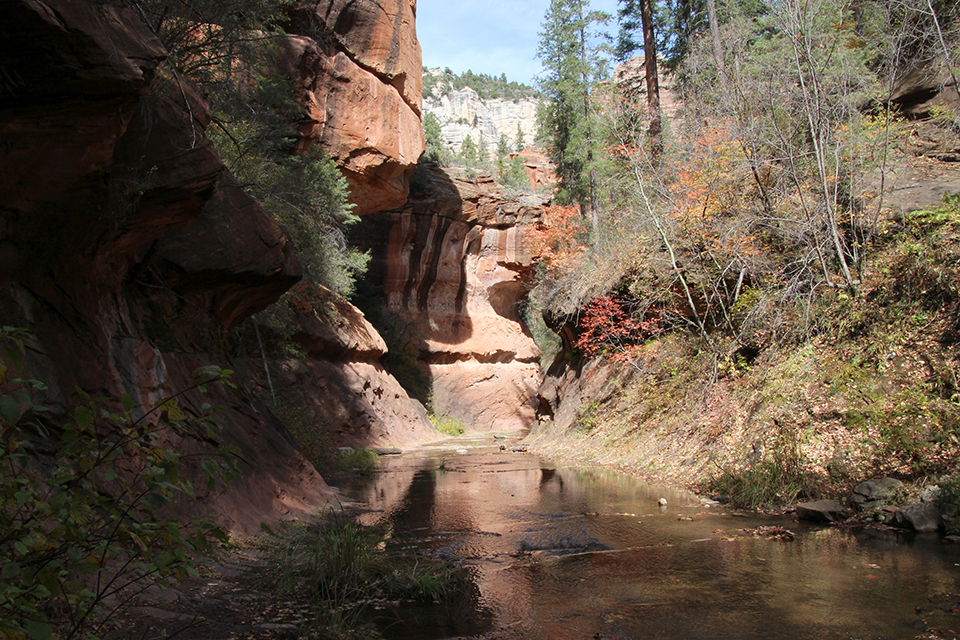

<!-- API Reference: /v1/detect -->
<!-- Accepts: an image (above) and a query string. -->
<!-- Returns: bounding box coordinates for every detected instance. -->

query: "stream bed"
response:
[337,436,960,640]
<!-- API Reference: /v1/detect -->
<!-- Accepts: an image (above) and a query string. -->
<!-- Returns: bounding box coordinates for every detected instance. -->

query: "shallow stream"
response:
[337,436,960,640]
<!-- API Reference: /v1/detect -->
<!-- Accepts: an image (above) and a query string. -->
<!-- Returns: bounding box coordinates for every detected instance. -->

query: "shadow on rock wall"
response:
[351,163,546,433]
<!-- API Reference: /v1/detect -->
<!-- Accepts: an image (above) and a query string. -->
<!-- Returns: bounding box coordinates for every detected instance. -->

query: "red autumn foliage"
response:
[575,295,665,360]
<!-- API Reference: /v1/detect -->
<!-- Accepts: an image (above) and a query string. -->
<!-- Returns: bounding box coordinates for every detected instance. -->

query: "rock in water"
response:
[892,502,942,532]
[849,478,903,512]
[796,500,850,523]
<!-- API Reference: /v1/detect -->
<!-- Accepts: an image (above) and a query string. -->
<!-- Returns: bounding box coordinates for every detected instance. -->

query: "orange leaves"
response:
[669,125,747,223]
[526,204,589,271]
[286,282,333,314]
[662,123,763,261]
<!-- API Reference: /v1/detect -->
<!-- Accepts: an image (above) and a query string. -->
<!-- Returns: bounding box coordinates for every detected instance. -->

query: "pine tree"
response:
[498,134,511,159]
[459,135,477,164]
[537,0,609,232]
[423,111,448,164]
[617,0,715,68]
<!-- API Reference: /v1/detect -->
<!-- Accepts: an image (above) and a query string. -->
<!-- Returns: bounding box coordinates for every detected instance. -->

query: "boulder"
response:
[796,500,851,523]
[292,288,388,361]
[849,477,904,512]
[919,485,942,503]
[892,502,942,533]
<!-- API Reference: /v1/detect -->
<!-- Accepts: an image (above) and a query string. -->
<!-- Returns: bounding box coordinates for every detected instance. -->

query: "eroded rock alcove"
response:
[355,166,547,432]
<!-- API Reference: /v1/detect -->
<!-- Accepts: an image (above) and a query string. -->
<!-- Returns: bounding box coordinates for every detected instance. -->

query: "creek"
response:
[337,435,960,640]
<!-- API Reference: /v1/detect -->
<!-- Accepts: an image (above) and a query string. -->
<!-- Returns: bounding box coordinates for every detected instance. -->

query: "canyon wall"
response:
[354,166,546,432]
[0,0,429,529]
[286,0,425,215]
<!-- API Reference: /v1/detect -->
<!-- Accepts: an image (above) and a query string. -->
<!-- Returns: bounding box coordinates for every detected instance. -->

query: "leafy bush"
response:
[704,459,817,510]
[429,414,465,437]
[906,192,960,234]
[0,329,237,640]
[937,475,960,536]
[335,449,380,476]
[703,432,821,509]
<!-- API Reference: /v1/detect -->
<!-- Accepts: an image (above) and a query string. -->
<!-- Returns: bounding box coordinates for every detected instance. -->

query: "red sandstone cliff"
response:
[354,166,546,432]
[0,0,428,528]
[284,0,425,215]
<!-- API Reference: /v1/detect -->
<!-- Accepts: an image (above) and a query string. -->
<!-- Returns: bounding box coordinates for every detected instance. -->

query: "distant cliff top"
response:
[422,68,541,164]
[423,67,540,102]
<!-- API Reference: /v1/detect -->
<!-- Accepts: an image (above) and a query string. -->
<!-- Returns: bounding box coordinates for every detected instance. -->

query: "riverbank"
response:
[528,192,960,518]
[526,326,960,537]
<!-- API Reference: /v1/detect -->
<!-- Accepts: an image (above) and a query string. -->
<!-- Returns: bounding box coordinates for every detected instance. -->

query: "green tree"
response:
[423,111,450,164]
[537,0,610,233]
[208,77,367,297]
[459,135,478,164]
[502,155,530,192]
[498,134,511,159]
[131,0,368,297]
[131,0,293,77]
[478,133,490,165]
[515,122,526,153]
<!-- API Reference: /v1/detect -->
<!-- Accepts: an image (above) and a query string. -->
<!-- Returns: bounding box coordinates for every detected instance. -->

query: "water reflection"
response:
[339,440,960,640]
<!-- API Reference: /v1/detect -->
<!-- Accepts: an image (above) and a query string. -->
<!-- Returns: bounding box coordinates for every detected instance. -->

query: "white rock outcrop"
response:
[424,86,539,157]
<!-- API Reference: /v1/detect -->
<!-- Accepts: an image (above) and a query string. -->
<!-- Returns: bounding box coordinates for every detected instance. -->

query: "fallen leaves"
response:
[739,525,796,541]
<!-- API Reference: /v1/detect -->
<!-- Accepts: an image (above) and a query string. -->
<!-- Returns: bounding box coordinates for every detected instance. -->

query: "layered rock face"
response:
[286,0,425,215]
[613,56,682,124]
[355,166,546,432]
[424,84,538,158]
[0,0,430,528]
[509,148,558,192]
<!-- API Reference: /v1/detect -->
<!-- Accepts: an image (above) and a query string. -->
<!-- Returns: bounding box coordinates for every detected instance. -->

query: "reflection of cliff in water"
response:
[341,444,960,640]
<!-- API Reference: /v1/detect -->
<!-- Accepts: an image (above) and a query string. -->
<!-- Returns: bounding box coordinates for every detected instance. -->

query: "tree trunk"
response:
[578,3,596,231]
[706,0,724,73]
[640,0,662,162]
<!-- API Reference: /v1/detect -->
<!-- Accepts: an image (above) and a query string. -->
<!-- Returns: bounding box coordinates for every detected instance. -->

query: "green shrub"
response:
[703,434,821,510]
[0,329,237,640]
[705,459,815,509]
[335,449,380,476]
[906,193,960,233]
[429,414,466,436]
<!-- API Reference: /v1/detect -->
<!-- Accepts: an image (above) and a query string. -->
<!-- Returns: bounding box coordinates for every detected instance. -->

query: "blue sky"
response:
[417,0,622,87]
